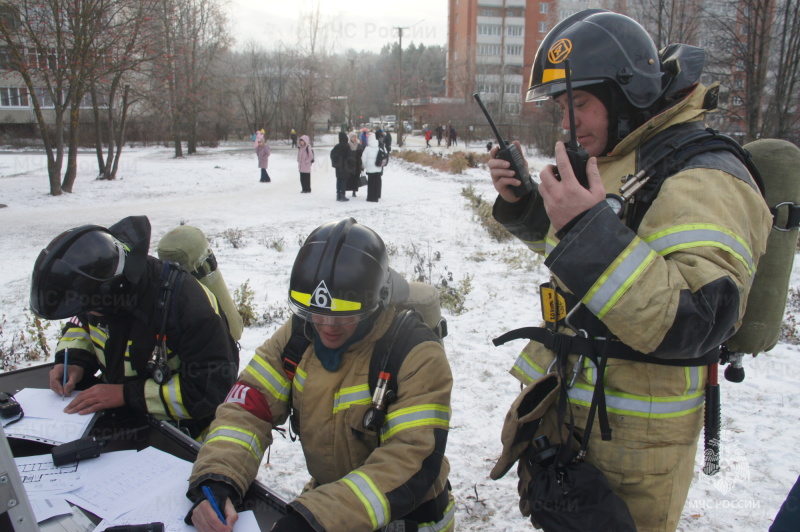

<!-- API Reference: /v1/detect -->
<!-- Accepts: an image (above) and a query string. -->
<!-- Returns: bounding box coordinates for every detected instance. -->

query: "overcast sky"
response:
[227,0,449,54]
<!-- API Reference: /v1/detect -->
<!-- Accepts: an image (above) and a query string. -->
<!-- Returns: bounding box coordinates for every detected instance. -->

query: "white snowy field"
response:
[0,132,798,531]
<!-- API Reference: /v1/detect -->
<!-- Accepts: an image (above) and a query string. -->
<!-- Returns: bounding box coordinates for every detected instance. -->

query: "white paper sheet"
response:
[17,450,138,497]
[5,388,96,444]
[31,498,72,523]
[66,446,193,521]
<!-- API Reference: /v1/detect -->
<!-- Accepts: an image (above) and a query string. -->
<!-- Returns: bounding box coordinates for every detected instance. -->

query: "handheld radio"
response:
[563,59,590,189]
[473,93,533,198]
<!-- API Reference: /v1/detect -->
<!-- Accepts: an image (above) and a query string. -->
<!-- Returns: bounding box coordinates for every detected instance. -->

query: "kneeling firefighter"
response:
[486,9,776,532]
[187,218,455,532]
[30,215,240,439]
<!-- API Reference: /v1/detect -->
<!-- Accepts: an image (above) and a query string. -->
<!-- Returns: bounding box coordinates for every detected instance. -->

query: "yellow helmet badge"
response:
[542,38,572,83]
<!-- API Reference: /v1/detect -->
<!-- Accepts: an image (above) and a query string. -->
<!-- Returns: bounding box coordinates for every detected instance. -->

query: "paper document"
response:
[66,446,193,521]
[5,388,96,444]
[30,498,72,523]
[16,450,137,497]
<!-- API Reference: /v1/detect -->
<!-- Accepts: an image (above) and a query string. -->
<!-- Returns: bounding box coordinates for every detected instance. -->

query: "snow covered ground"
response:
[0,133,797,531]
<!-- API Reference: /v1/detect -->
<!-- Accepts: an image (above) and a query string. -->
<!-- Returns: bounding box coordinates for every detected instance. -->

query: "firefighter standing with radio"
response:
[187,218,454,532]
[30,215,239,439]
[487,10,771,532]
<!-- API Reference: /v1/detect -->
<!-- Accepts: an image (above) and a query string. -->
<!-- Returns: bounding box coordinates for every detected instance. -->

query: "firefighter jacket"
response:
[54,257,239,437]
[188,307,454,532]
[493,83,772,445]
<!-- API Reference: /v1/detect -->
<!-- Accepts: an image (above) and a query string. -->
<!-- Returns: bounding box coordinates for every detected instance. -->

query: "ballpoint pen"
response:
[202,485,227,525]
[62,348,68,401]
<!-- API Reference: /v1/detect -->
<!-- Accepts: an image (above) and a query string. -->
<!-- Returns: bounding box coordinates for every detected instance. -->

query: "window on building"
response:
[506,44,523,56]
[505,103,521,115]
[479,8,499,16]
[478,24,502,36]
[539,21,548,33]
[540,2,549,14]
[34,87,56,107]
[0,87,28,107]
[505,83,521,94]
[0,47,14,70]
[478,44,502,56]
[732,96,743,106]
[506,25,523,37]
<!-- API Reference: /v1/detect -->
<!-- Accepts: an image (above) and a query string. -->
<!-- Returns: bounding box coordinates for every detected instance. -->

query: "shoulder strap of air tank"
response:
[628,125,765,232]
[282,314,310,380]
[156,260,184,342]
[369,309,438,397]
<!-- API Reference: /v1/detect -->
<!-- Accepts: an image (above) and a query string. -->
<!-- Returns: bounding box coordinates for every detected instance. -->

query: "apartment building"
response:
[447,0,628,118]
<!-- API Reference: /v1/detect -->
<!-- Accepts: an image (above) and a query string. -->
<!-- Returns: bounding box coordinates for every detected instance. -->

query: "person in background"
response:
[425,128,432,148]
[30,215,239,439]
[382,129,392,153]
[297,135,314,193]
[329,132,350,202]
[290,128,297,148]
[361,132,383,203]
[256,138,271,183]
[346,132,364,198]
[186,218,454,532]
[486,9,770,532]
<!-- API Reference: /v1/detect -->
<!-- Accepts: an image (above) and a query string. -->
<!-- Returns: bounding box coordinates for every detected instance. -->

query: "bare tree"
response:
[762,0,800,142]
[149,0,230,157]
[0,0,110,195]
[631,0,703,48]
[89,0,161,180]
[704,0,775,142]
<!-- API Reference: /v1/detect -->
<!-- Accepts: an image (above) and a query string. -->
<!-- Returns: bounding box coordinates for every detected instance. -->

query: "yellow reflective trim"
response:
[89,324,107,349]
[295,366,307,393]
[162,374,191,419]
[381,404,450,441]
[205,430,262,461]
[644,223,754,275]
[199,284,220,313]
[290,290,362,311]
[569,382,705,419]
[333,384,371,413]
[343,471,390,529]
[583,238,657,320]
[245,359,291,404]
[144,379,166,416]
[542,68,566,83]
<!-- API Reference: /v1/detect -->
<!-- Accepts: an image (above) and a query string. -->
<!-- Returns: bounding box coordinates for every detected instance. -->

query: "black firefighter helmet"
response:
[289,218,392,325]
[526,9,663,109]
[30,216,151,320]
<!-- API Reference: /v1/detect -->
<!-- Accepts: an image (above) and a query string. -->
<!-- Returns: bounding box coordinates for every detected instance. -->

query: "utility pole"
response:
[394,25,407,147]
[394,20,423,148]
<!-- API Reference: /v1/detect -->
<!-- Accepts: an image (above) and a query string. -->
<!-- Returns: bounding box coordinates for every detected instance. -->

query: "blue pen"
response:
[202,485,227,525]
[62,348,69,401]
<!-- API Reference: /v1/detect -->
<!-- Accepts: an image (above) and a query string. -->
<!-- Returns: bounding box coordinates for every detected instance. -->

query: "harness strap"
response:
[492,326,719,367]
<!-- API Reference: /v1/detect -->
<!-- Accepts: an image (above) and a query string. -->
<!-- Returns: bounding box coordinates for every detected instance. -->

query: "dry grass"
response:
[392,149,492,174]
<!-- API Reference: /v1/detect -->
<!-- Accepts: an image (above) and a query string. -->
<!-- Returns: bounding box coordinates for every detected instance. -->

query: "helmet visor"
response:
[30,236,126,319]
[288,290,377,326]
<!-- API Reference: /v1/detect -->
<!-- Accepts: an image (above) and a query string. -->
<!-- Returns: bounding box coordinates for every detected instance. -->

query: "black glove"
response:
[184,480,236,525]
[270,511,315,532]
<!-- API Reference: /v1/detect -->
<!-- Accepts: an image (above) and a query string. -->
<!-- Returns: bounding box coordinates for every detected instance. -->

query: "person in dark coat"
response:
[329,132,350,202]
[346,132,364,197]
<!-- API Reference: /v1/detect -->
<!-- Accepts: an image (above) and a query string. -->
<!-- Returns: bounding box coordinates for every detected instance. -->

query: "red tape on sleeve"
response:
[225,382,273,423]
